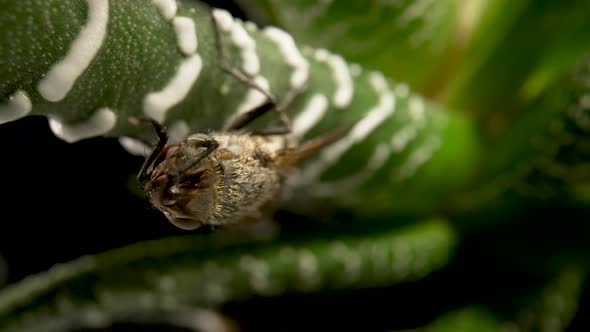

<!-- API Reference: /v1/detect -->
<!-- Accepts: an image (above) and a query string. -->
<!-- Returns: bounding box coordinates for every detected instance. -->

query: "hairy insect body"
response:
[207,133,293,225]
[144,131,297,230]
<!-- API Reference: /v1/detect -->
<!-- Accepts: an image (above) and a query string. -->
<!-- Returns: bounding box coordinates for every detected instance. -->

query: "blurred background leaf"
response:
[235,0,462,95]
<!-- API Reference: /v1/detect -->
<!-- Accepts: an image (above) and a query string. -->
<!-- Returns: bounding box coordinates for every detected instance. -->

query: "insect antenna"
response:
[129,116,170,184]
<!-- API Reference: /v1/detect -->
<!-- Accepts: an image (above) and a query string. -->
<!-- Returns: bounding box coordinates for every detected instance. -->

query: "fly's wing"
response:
[276,124,354,168]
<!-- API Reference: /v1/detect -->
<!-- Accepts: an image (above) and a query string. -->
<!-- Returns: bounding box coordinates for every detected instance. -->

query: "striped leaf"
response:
[236,0,463,94]
[0,0,481,218]
[0,220,456,332]
[245,0,590,127]
[394,267,585,332]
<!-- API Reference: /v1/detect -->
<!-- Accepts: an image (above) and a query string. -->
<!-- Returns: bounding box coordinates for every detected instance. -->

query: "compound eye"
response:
[145,174,175,205]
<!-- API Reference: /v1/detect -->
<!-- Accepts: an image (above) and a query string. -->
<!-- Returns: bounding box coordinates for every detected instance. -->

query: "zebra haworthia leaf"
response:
[237,0,464,94]
[0,0,480,217]
[0,220,456,332]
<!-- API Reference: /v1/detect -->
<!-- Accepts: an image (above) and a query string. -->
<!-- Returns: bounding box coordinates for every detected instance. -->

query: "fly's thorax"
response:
[203,132,294,225]
[210,132,296,159]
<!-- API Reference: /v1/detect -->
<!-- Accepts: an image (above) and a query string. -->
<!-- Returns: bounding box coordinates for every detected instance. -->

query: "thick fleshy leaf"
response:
[401,267,584,332]
[0,0,481,218]
[441,0,590,120]
[476,51,590,200]
[236,0,466,94]
[406,308,502,332]
[0,220,455,332]
[243,0,590,121]
[509,267,585,332]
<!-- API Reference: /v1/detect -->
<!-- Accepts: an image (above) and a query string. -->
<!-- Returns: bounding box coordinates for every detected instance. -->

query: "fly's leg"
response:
[210,10,276,105]
[129,116,169,184]
[223,100,275,131]
[183,138,220,167]
[177,136,220,177]
[232,77,310,136]
[251,79,310,136]
[209,8,292,132]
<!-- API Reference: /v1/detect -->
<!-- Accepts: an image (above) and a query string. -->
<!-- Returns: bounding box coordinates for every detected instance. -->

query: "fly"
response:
[135,8,350,230]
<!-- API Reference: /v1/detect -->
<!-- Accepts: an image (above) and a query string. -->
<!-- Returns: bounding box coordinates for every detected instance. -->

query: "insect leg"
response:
[129,116,169,184]
[251,79,310,136]
[209,8,291,131]
[180,138,220,174]
[225,77,309,135]
[224,100,274,131]
[250,126,292,136]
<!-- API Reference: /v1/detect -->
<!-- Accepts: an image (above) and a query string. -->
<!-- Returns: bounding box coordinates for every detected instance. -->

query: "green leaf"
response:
[441,0,590,119]
[0,0,481,218]
[403,266,584,332]
[478,51,590,199]
[409,308,502,332]
[0,220,456,332]
[509,266,585,332]
[571,182,590,204]
[237,0,466,94]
